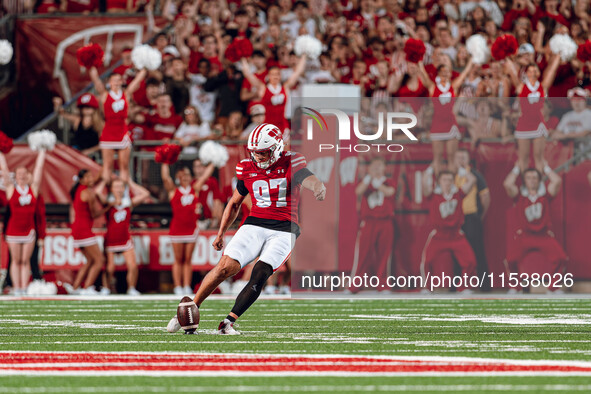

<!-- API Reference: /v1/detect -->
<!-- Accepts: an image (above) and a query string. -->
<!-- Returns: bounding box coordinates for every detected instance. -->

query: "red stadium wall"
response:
[0,229,235,271]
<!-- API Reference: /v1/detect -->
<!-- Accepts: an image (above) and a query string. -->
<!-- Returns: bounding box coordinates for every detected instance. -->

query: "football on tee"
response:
[177,296,199,334]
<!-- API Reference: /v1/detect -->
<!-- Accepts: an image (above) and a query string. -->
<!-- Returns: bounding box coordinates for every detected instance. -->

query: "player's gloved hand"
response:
[212,235,224,251]
[314,183,326,201]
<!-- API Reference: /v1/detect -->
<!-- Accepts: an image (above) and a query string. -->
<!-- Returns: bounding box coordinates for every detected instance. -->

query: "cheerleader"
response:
[240,55,307,142]
[66,170,110,295]
[506,54,560,173]
[89,66,147,183]
[419,58,475,175]
[99,178,150,295]
[0,150,46,296]
[161,162,214,296]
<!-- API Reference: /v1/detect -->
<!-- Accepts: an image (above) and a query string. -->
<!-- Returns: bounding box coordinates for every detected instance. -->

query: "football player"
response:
[167,123,326,334]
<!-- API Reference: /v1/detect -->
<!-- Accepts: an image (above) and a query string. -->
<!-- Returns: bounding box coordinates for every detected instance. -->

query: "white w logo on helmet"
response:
[247,123,285,169]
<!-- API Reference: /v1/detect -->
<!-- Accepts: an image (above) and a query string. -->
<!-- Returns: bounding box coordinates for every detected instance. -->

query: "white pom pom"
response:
[466,35,490,65]
[199,141,229,168]
[0,40,13,65]
[549,34,577,61]
[294,35,323,60]
[131,44,162,71]
[28,129,57,151]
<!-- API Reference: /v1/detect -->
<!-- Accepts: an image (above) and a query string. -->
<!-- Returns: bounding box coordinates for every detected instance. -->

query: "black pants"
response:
[461,214,490,291]
[3,241,42,288]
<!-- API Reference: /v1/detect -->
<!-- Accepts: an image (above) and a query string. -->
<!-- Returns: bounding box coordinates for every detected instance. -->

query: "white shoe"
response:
[127,287,141,296]
[173,286,184,296]
[507,288,522,295]
[167,315,181,333]
[100,287,111,296]
[278,285,291,295]
[63,283,79,295]
[459,289,474,295]
[420,288,432,295]
[183,285,193,295]
[264,285,277,295]
[81,286,100,296]
[0,269,7,289]
[217,319,240,335]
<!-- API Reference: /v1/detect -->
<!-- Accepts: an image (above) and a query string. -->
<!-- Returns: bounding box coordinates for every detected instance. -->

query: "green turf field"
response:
[1,297,591,393]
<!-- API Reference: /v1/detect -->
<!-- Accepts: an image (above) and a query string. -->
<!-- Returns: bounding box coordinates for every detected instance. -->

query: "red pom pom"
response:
[491,34,518,61]
[76,43,104,69]
[0,131,13,154]
[577,40,591,62]
[225,44,240,63]
[154,144,182,165]
[234,38,253,59]
[403,38,426,63]
[224,38,253,62]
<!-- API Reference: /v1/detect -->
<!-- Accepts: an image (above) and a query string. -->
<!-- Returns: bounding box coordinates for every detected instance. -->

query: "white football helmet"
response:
[247,123,284,169]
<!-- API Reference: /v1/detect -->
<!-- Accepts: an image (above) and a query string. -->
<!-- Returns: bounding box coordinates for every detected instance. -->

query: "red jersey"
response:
[192,177,222,220]
[516,80,545,134]
[6,185,36,237]
[431,78,459,136]
[169,186,199,237]
[396,79,428,113]
[336,56,355,78]
[514,185,553,234]
[261,83,289,132]
[360,178,395,220]
[105,204,131,247]
[236,151,307,226]
[428,186,466,235]
[145,112,183,141]
[101,90,129,144]
[71,185,95,240]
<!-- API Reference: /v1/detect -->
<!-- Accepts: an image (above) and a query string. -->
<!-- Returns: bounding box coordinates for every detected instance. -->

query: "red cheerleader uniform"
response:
[430,77,461,141]
[169,186,199,243]
[5,185,36,244]
[100,90,131,150]
[515,79,547,139]
[396,78,428,114]
[71,185,97,248]
[104,204,133,253]
[261,83,289,137]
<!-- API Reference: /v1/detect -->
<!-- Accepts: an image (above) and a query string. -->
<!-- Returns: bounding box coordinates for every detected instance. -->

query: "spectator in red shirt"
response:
[144,94,183,142]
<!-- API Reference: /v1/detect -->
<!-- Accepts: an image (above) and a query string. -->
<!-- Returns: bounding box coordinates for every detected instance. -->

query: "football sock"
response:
[230,261,273,317]
[226,315,236,323]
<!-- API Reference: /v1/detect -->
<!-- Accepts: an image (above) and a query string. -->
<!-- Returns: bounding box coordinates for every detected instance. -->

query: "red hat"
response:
[77,93,99,108]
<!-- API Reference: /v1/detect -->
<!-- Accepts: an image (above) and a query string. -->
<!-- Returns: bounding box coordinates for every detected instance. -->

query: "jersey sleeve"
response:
[291,152,307,173]
[235,162,245,181]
